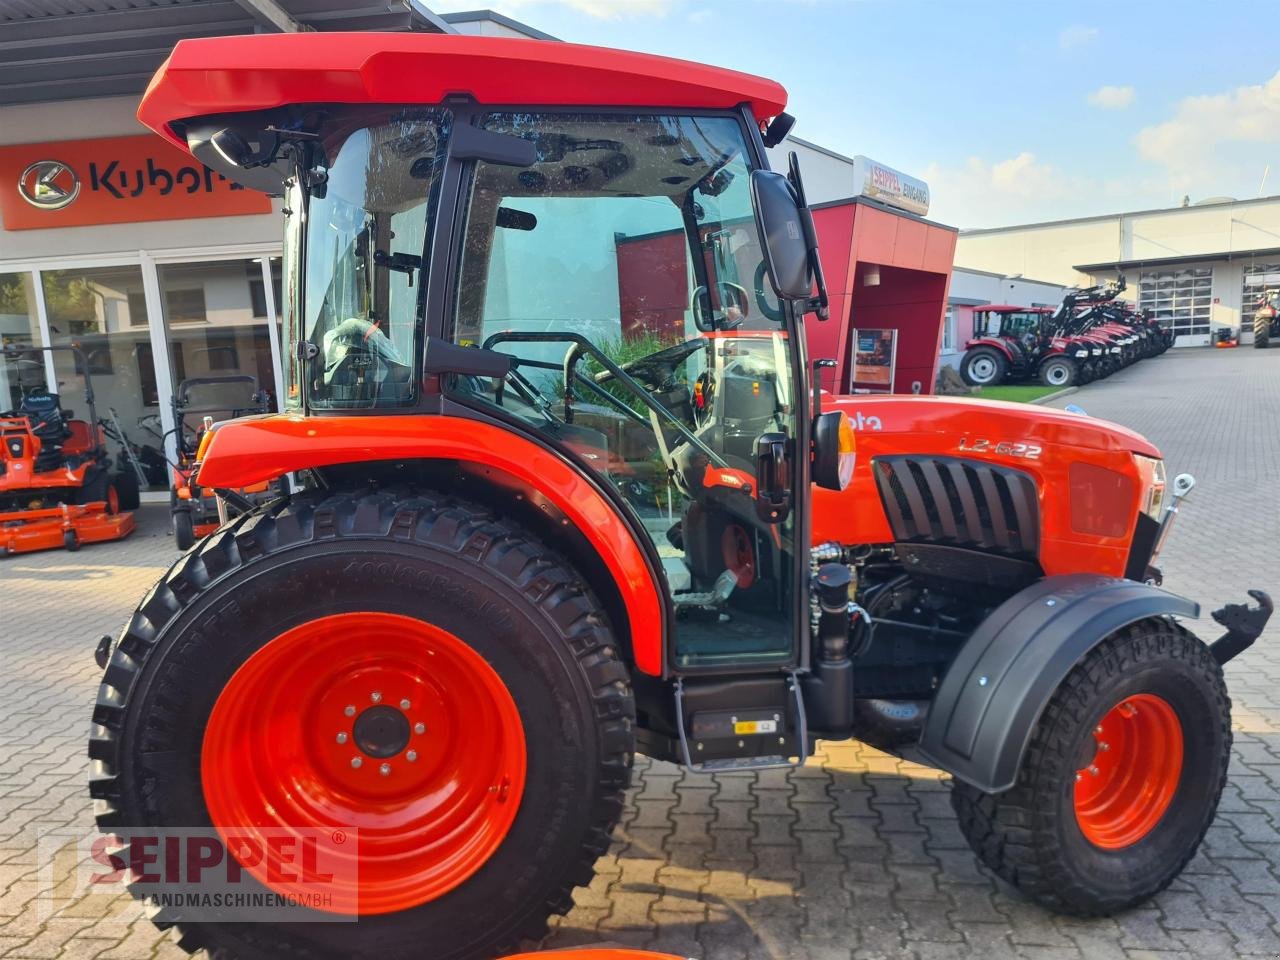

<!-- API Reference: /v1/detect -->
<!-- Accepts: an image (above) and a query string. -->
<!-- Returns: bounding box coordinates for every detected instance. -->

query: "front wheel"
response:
[90,491,634,960]
[1038,356,1077,388]
[951,618,1230,915]
[961,347,1008,386]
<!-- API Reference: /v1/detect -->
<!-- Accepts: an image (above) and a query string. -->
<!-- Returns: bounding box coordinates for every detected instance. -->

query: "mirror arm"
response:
[811,358,836,416]
[789,153,830,320]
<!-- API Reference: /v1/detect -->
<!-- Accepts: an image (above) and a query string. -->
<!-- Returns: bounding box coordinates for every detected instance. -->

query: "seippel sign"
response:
[0,134,271,231]
[851,156,930,218]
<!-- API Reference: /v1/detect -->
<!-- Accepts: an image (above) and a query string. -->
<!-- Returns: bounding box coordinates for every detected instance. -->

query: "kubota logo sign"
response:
[0,135,271,231]
[18,160,80,210]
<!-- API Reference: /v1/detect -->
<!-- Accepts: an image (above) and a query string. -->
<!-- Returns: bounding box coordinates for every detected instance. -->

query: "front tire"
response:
[1255,314,1271,348]
[172,506,195,551]
[89,490,634,960]
[961,347,1008,387]
[950,618,1230,915]
[1038,356,1077,388]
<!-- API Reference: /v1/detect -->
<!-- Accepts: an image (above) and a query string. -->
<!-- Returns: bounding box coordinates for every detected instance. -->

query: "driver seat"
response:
[19,390,70,473]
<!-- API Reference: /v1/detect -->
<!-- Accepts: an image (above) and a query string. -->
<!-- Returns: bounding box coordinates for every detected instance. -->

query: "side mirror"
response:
[750,169,812,300]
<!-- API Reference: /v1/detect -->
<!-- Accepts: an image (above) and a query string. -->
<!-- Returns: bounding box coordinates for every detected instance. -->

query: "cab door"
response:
[444,110,808,675]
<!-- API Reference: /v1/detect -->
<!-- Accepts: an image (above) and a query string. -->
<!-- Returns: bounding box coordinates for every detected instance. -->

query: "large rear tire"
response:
[1255,313,1271,348]
[950,618,1230,916]
[89,490,634,960]
[961,347,1008,387]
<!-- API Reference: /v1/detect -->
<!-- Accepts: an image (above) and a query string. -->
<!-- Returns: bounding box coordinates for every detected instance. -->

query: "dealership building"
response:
[956,195,1280,347]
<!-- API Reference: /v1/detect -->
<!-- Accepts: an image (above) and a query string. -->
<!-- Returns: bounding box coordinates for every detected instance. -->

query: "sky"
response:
[430,0,1280,229]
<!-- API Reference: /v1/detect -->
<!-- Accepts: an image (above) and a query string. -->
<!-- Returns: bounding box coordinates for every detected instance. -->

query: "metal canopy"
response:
[0,0,453,107]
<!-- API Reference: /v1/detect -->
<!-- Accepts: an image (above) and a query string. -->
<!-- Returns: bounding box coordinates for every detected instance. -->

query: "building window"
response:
[1138,267,1212,340]
[942,304,955,351]
[248,260,283,319]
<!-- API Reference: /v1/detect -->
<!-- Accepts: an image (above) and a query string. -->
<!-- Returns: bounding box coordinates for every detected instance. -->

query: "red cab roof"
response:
[138,33,788,148]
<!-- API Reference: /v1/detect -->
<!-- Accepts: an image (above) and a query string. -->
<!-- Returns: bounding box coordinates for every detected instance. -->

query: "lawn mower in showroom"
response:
[1254,287,1279,348]
[89,32,1272,960]
[167,374,273,550]
[0,344,138,555]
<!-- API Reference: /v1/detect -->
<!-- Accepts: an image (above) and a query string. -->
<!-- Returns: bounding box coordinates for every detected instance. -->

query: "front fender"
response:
[917,574,1199,793]
[196,414,666,676]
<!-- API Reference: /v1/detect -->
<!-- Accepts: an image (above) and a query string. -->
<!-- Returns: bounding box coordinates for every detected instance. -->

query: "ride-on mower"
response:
[1,344,138,555]
[90,33,1272,960]
[167,375,273,550]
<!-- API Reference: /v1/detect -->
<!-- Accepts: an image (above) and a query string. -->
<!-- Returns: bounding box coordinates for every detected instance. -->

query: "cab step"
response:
[673,673,809,772]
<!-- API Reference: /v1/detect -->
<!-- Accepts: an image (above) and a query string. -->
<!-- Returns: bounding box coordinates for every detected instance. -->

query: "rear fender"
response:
[965,338,1014,362]
[196,414,665,675]
[917,574,1199,793]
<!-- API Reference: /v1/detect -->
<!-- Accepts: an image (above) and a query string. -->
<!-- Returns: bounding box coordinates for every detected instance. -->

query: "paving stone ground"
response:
[1,346,1277,959]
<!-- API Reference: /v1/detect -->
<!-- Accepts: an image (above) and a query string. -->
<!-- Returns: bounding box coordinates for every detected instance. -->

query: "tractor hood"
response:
[828,394,1161,458]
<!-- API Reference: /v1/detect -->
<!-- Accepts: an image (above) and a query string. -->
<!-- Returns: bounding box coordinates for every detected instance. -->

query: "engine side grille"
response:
[872,455,1040,557]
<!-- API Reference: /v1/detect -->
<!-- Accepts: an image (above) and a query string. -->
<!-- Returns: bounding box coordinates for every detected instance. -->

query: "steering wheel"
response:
[691,281,749,331]
[594,337,707,391]
[753,261,784,322]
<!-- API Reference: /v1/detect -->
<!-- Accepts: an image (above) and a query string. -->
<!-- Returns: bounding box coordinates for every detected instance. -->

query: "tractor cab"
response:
[147,34,849,680]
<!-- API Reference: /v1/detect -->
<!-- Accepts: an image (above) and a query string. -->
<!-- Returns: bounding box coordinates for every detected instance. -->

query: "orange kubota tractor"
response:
[1,344,138,554]
[89,33,1272,960]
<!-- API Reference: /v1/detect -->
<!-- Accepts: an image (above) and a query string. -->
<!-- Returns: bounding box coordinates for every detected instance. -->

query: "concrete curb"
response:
[1031,386,1079,405]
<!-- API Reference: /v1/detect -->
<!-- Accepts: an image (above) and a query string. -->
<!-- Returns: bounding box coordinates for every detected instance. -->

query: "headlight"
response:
[1110,346,1121,353]
[1134,454,1166,519]
[1074,349,1089,358]
[1092,348,1102,356]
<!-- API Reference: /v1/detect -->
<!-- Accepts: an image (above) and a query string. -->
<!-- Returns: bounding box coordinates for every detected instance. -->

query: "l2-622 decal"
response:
[957,437,1043,459]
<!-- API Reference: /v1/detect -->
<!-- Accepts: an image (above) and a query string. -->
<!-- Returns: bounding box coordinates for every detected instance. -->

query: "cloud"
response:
[1135,69,1280,190]
[1088,85,1135,110]
[923,152,1079,227]
[1059,24,1100,49]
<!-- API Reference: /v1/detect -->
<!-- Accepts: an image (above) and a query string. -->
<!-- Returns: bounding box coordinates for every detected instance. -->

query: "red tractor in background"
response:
[1,344,139,554]
[89,32,1272,960]
[957,305,1086,387]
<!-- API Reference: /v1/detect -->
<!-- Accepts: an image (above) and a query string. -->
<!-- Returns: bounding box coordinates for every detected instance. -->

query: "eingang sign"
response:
[0,134,271,231]
[851,156,930,217]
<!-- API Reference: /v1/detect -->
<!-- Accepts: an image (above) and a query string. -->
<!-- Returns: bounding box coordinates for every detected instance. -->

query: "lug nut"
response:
[406,750,418,762]
[336,732,348,744]
[414,722,426,735]
[400,698,411,710]
[344,705,356,717]
[351,757,363,769]
[1088,765,1100,776]
[1098,742,1110,752]
[1075,773,1083,782]
[379,763,391,776]
[371,691,382,703]
[1095,725,1104,734]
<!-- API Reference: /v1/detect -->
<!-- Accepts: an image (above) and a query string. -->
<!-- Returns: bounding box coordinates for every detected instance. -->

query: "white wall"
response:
[765,138,857,203]
[955,197,1280,288]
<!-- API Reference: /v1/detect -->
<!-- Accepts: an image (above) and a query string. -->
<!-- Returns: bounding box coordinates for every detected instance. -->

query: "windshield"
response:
[284,109,450,410]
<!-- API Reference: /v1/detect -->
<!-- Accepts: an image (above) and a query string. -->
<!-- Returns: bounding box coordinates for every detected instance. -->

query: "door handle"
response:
[755,431,791,524]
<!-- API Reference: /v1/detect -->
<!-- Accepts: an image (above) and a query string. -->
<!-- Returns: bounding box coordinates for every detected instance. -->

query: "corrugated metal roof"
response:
[0,0,450,106]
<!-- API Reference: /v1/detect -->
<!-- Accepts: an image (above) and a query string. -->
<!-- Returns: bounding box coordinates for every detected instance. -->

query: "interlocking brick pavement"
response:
[0,346,1277,959]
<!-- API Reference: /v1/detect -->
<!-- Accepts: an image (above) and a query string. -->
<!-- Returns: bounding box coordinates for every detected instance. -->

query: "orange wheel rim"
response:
[106,484,119,514]
[721,524,756,588]
[201,612,527,915]
[1073,693,1183,849]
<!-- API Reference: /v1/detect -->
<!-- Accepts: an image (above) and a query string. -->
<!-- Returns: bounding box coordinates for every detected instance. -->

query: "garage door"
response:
[1138,267,1212,346]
